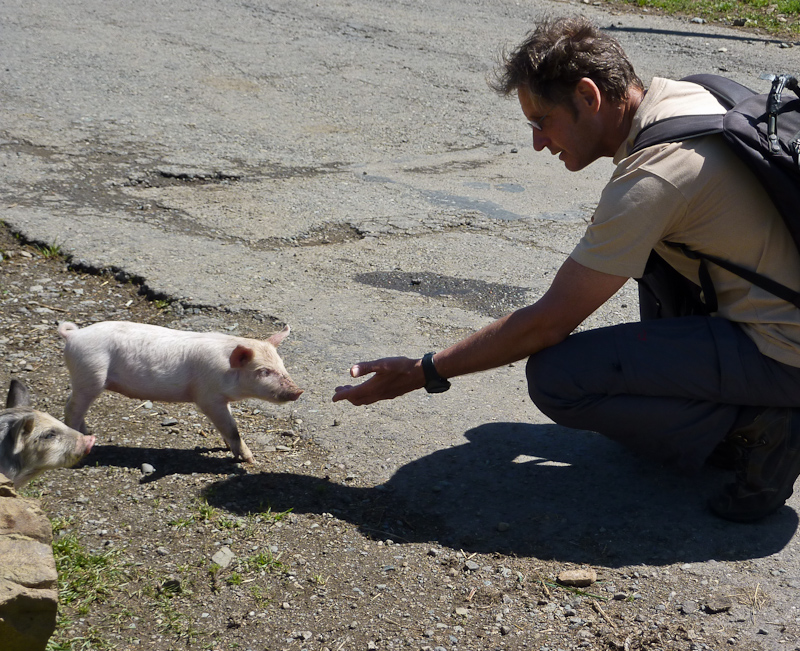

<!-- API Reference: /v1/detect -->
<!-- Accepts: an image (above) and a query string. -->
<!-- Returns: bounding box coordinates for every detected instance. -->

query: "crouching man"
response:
[333,16,800,523]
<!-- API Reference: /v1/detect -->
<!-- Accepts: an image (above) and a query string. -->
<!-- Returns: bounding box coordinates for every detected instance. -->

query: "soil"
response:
[3,225,800,651]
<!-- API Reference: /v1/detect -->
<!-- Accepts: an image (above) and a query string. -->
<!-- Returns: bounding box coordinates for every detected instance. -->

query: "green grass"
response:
[52,533,128,612]
[35,241,64,259]
[47,531,130,650]
[616,0,800,35]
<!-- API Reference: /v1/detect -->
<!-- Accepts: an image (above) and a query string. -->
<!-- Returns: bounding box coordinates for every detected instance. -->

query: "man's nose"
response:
[532,129,548,151]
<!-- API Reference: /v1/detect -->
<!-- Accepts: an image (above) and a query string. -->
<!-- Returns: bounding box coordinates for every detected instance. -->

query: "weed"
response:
[169,515,195,529]
[241,550,287,573]
[259,505,293,523]
[311,574,329,586]
[36,241,64,259]
[196,499,217,522]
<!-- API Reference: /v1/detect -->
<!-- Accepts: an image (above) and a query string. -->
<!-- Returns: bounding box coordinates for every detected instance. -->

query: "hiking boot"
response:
[708,408,800,523]
[705,438,738,470]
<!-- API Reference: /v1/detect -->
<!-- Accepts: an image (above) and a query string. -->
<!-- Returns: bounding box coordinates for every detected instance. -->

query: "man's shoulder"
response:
[616,78,728,162]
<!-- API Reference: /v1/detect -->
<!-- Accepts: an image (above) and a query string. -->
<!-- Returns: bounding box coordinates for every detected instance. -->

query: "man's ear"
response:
[574,78,602,114]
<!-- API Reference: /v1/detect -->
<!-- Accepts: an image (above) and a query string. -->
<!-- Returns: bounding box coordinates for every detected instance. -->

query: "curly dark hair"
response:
[490,16,643,107]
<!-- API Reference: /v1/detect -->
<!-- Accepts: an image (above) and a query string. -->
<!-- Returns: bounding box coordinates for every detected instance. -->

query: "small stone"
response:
[141,463,156,476]
[497,522,510,532]
[557,568,597,587]
[704,596,733,614]
[161,417,178,426]
[211,546,235,568]
[464,560,480,571]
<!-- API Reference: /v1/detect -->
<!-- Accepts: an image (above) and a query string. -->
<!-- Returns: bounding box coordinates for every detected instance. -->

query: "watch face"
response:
[426,380,450,394]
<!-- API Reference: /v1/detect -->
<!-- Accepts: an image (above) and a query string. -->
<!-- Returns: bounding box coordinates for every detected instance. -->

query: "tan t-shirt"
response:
[570,77,800,367]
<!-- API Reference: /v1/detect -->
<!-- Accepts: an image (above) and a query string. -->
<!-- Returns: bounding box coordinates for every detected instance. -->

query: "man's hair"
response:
[490,16,643,106]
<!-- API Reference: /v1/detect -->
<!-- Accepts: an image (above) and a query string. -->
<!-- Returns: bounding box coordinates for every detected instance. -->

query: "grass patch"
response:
[613,0,800,35]
[47,531,130,650]
[35,241,64,260]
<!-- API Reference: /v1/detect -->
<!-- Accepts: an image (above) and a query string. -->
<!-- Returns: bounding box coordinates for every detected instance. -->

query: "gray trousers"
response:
[526,316,800,472]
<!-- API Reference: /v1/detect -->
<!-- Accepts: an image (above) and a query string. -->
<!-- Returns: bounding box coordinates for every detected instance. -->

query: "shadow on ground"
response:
[84,422,799,566]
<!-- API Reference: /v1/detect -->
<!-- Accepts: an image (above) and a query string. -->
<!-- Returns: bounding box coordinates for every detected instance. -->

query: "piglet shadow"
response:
[76,444,241,482]
[204,422,799,566]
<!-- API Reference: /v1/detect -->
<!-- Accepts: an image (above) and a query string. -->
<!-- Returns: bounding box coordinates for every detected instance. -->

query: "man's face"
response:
[517,84,603,172]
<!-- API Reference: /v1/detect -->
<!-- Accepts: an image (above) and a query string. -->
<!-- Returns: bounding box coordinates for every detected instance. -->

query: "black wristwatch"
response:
[421,352,451,393]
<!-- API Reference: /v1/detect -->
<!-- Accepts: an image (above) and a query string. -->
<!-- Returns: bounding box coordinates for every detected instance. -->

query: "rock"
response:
[211,546,235,568]
[557,568,597,587]
[0,473,58,651]
[704,595,733,613]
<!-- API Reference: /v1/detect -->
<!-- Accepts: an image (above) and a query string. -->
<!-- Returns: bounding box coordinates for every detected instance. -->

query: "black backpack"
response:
[631,73,800,317]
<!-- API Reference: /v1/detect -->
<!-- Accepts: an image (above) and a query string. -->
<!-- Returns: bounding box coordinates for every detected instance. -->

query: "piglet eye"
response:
[258,369,275,378]
[42,430,58,440]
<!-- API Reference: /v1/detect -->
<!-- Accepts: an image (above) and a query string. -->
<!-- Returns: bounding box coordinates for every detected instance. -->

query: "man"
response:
[332,16,800,523]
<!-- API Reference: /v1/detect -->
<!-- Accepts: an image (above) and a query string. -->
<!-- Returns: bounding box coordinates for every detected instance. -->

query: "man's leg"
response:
[526,316,800,472]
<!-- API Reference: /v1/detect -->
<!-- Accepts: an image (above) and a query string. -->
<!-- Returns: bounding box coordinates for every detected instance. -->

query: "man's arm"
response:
[332,257,628,406]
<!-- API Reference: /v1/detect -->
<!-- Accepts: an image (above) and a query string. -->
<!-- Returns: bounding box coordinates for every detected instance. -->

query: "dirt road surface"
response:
[3,0,800,649]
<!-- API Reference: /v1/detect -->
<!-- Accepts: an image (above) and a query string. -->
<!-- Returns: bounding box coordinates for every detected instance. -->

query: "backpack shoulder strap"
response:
[632,114,723,153]
[631,74,756,154]
[679,74,756,108]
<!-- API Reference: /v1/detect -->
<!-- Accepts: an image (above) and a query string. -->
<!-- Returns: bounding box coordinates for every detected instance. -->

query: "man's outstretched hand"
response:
[332,356,425,406]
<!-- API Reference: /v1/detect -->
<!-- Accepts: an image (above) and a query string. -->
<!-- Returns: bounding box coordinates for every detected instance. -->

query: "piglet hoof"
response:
[230,449,255,463]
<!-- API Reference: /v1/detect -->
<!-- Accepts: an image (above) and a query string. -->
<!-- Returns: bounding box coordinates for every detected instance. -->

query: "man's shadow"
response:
[201,422,798,566]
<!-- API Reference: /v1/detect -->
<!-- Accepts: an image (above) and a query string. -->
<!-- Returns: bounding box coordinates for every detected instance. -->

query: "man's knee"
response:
[525,348,563,417]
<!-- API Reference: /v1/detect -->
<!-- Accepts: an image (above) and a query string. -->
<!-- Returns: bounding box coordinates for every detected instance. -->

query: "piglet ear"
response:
[10,415,36,456]
[267,325,291,347]
[6,379,30,409]
[230,345,255,369]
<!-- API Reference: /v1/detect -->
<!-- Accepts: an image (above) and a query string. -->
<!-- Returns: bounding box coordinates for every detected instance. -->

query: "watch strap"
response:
[422,352,451,393]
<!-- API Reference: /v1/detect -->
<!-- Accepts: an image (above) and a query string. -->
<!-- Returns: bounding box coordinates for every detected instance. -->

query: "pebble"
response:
[141,463,156,476]
[211,546,235,568]
[557,568,597,587]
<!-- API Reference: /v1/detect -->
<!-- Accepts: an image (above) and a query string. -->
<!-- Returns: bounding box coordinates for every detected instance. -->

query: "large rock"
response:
[0,473,57,651]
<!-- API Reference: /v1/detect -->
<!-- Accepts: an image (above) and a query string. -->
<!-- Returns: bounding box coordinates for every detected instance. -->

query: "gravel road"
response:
[3,0,800,648]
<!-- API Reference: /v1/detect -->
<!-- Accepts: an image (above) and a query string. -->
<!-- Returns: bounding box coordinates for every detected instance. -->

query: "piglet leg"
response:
[64,385,104,434]
[196,401,254,463]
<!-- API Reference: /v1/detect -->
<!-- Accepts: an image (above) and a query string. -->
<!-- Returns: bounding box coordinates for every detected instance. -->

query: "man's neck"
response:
[600,85,645,158]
